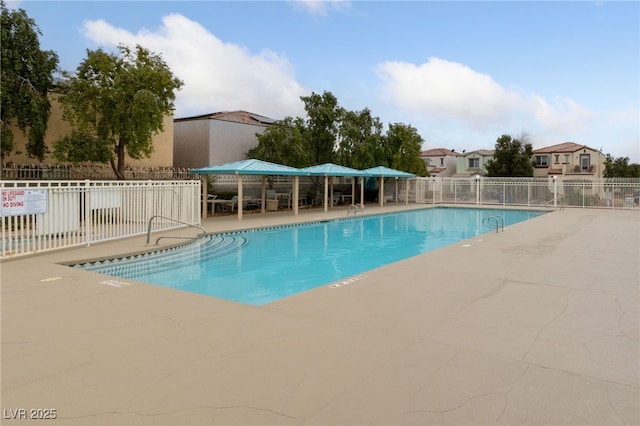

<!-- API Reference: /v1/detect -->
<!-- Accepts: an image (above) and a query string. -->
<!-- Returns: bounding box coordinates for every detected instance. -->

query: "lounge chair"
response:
[347,204,365,216]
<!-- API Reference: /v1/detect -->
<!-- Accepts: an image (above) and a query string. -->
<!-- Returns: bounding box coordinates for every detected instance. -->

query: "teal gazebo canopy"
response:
[191,159,309,220]
[300,163,370,211]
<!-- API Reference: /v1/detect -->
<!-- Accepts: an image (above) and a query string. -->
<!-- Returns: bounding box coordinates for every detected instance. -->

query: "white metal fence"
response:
[2,176,638,258]
[1,180,201,258]
[207,175,639,210]
[411,177,640,209]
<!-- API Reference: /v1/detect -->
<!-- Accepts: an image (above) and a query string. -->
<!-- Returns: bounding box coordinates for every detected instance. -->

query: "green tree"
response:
[0,1,59,160]
[384,123,428,176]
[301,91,343,164]
[247,90,427,176]
[336,108,384,169]
[54,44,183,179]
[603,154,640,178]
[247,116,309,167]
[485,134,534,177]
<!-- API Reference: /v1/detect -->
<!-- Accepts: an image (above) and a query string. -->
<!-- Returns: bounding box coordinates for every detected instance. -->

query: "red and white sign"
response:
[1,189,47,217]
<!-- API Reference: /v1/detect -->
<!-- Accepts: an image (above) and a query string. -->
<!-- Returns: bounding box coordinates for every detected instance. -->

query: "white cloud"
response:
[5,0,23,9]
[376,57,522,129]
[81,14,308,119]
[288,0,352,16]
[373,57,640,159]
[529,94,594,134]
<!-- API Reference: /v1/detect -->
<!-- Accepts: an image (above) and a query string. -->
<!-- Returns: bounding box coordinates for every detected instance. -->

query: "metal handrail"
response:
[146,215,207,245]
[482,215,504,233]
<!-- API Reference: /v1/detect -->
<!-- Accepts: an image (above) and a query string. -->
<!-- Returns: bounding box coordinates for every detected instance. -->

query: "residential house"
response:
[3,91,174,168]
[420,148,460,177]
[453,149,495,177]
[173,111,276,169]
[532,142,606,178]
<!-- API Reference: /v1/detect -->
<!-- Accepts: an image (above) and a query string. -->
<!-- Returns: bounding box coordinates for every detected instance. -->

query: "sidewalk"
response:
[1,206,638,425]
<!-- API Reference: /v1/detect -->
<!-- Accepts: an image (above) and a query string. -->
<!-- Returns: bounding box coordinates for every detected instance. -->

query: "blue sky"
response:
[13,0,640,162]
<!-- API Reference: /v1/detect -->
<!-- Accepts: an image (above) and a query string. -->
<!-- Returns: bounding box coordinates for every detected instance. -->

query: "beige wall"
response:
[532,148,606,178]
[173,118,269,169]
[173,119,211,169]
[4,92,174,168]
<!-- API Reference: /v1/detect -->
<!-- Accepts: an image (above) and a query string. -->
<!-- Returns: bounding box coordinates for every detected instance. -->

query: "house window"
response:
[554,155,559,164]
[534,155,549,167]
[440,158,444,166]
[468,158,480,168]
[564,154,570,164]
[580,154,590,171]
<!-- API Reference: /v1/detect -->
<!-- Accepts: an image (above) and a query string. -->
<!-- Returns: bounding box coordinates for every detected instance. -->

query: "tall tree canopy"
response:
[384,123,428,176]
[248,91,428,176]
[54,44,183,179]
[485,134,534,177]
[603,154,640,178]
[247,117,308,167]
[336,108,384,169]
[301,91,343,165]
[0,1,59,160]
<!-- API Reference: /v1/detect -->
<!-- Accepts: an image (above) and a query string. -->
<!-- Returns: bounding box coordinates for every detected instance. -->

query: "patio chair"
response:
[218,196,238,212]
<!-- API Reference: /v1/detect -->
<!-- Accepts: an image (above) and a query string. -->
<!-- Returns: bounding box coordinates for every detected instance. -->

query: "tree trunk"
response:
[111,142,126,180]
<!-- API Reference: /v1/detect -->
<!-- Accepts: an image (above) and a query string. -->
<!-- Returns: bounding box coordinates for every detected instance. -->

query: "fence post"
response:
[553,176,557,207]
[476,176,480,205]
[84,179,92,246]
[503,182,506,206]
[611,182,615,209]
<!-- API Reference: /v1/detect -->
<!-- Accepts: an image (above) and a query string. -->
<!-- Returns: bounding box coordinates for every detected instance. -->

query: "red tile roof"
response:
[421,148,459,156]
[532,142,597,154]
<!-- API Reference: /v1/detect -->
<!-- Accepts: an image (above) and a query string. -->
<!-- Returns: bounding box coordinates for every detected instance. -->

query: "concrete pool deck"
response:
[1,205,639,425]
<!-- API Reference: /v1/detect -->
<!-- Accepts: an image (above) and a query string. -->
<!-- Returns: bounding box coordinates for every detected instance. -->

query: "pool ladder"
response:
[482,215,504,233]
[146,215,208,245]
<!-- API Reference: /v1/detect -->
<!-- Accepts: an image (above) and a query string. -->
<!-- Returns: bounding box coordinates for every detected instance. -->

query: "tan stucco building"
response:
[3,92,174,168]
[420,148,460,177]
[532,142,606,178]
[453,149,495,177]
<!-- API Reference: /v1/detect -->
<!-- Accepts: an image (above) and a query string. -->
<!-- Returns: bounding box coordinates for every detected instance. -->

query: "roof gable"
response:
[458,149,494,157]
[421,148,460,157]
[175,110,277,125]
[533,142,598,154]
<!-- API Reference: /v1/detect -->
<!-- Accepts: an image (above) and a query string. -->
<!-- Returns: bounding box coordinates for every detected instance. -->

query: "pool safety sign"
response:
[1,189,47,217]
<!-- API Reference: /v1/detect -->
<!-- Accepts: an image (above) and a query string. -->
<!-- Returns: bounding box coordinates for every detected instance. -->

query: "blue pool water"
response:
[76,207,547,305]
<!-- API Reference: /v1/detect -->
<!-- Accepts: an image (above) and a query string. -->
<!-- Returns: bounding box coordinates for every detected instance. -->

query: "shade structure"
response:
[301,163,371,177]
[361,166,416,178]
[300,163,370,212]
[191,159,309,220]
[362,166,416,206]
[191,159,308,176]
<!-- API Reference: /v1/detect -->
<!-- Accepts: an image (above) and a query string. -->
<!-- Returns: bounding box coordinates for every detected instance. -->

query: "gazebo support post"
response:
[293,176,299,216]
[237,174,243,221]
[202,177,208,219]
[260,176,266,213]
[324,176,329,212]
[352,179,356,205]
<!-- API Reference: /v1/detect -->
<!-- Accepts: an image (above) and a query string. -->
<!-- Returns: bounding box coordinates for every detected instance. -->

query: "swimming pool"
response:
[75,207,548,305]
